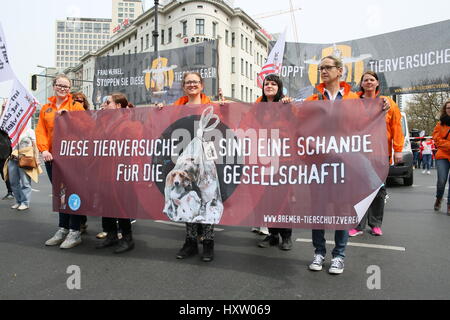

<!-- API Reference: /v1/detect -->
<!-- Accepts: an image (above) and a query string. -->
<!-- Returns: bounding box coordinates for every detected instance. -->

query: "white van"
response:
[388,112,414,186]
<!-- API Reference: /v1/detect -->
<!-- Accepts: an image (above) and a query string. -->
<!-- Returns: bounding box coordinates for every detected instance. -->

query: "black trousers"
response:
[357,185,387,230]
[269,228,292,239]
[0,158,12,193]
[102,217,132,236]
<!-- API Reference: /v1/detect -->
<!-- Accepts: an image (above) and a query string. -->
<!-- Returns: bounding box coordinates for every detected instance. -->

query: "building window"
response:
[231,32,235,47]
[246,37,248,53]
[241,85,244,101]
[246,61,248,77]
[161,29,165,45]
[225,30,229,45]
[141,37,144,51]
[250,64,253,80]
[182,21,187,36]
[250,41,253,55]
[57,22,65,32]
[231,57,235,73]
[231,84,235,98]
[241,34,244,49]
[212,22,217,38]
[196,19,205,35]
[146,34,149,49]
[195,46,204,64]
[241,59,244,75]
[168,27,172,43]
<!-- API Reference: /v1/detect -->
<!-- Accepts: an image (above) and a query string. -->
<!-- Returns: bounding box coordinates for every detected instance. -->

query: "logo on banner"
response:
[68,194,81,211]
[144,57,177,95]
[305,44,372,86]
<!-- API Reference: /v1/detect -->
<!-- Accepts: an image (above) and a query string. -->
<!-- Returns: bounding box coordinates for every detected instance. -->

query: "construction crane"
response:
[252,1,301,43]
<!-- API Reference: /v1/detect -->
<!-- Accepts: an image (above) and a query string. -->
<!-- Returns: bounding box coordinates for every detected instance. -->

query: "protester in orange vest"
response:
[172,72,216,262]
[432,100,450,215]
[36,74,85,249]
[349,71,404,238]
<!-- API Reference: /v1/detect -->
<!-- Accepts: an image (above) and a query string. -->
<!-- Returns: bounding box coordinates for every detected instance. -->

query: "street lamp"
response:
[37,65,50,102]
[153,0,159,56]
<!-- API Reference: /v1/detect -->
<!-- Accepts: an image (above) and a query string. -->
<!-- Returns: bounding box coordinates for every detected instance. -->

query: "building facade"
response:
[111,0,144,34]
[80,0,269,105]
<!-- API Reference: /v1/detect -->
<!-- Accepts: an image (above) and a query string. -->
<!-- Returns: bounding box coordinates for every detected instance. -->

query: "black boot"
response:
[114,234,135,254]
[202,240,214,262]
[96,232,119,249]
[434,198,442,211]
[176,238,198,259]
[258,234,279,248]
[280,237,293,251]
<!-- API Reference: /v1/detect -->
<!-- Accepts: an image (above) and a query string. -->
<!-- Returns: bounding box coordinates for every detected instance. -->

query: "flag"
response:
[0,79,39,148]
[257,30,287,88]
[0,22,15,82]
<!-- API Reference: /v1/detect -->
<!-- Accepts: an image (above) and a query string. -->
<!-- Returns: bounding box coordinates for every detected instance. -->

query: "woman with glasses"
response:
[36,74,86,249]
[172,72,216,262]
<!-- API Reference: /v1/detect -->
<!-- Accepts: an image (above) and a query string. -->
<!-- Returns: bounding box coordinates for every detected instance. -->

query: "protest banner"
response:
[0,23,15,82]
[281,20,450,99]
[0,79,39,147]
[92,41,218,107]
[52,99,388,230]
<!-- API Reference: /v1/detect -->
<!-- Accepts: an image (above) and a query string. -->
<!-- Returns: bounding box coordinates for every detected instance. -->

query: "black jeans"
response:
[102,217,132,236]
[45,161,84,231]
[269,228,292,239]
[357,185,387,230]
[0,158,12,193]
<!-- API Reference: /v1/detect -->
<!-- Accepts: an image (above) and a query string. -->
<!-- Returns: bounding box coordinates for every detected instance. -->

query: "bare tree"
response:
[405,91,450,135]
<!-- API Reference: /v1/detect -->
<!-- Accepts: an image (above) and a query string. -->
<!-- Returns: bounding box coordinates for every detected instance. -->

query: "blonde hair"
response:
[52,74,72,87]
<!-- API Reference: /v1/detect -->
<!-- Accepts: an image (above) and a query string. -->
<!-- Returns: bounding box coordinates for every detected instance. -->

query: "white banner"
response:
[0,23,15,82]
[0,79,39,147]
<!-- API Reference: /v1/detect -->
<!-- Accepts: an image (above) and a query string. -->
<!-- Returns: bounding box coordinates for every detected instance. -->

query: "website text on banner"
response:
[52,99,388,230]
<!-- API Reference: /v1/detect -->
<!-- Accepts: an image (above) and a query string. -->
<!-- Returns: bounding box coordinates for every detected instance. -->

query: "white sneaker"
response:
[427,171,431,175]
[17,204,29,211]
[11,203,20,209]
[258,227,270,235]
[60,230,82,249]
[329,257,345,275]
[422,170,426,174]
[45,228,69,246]
[309,254,325,271]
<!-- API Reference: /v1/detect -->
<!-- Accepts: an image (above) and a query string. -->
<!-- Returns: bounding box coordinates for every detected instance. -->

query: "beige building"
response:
[111,0,144,35]
[80,0,269,106]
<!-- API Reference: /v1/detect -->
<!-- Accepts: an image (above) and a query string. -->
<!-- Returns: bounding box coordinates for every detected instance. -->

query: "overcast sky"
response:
[0,0,449,99]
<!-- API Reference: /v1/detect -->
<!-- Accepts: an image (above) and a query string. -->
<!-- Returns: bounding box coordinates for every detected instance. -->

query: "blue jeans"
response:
[312,230,349,259]
[422,154,432,170]
[413,151,420,168]
[8,159,32,206]
[436,159,450,203]
[45,161,82,231]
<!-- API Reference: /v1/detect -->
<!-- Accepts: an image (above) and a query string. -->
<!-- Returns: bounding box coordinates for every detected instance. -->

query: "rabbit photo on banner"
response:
[163,106,224,224]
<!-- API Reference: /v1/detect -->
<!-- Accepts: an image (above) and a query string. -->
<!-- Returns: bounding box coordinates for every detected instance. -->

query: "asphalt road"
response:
[0,168,449,300]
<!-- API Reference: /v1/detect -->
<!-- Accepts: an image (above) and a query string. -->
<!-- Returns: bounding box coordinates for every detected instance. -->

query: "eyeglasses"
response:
[55,84,71,90]
[184,80,201,86]
[318,65,337,72]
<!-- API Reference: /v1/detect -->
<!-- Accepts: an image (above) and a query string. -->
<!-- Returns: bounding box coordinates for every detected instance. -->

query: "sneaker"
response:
[2,193,14,200]
[17,204,29,211]
[258,227,270,235]
[60,230,82,249]
[96,232,108,239]
[130,219,136,224]
[371,227,383,236]
[11,203,20,209]
[427,171,431,175]
[258,234,279,248]
[45,228,69,246]
[309,254,325,271]
[329,257,345,275]
[422,170,426,174]
[349,229,363,237]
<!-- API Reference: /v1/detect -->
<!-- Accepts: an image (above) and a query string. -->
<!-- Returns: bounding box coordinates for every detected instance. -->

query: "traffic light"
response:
[31,75,37,91]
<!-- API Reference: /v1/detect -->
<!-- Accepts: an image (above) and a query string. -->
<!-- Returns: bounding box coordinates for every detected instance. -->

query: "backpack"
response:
[0,130,12,161]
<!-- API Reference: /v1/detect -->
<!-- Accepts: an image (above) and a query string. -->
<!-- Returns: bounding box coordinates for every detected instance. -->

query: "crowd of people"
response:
[2,55,448,276]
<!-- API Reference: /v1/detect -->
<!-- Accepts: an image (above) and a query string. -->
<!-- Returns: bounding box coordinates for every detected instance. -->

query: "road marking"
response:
[295,238,406,252]
[155,220,224,231]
